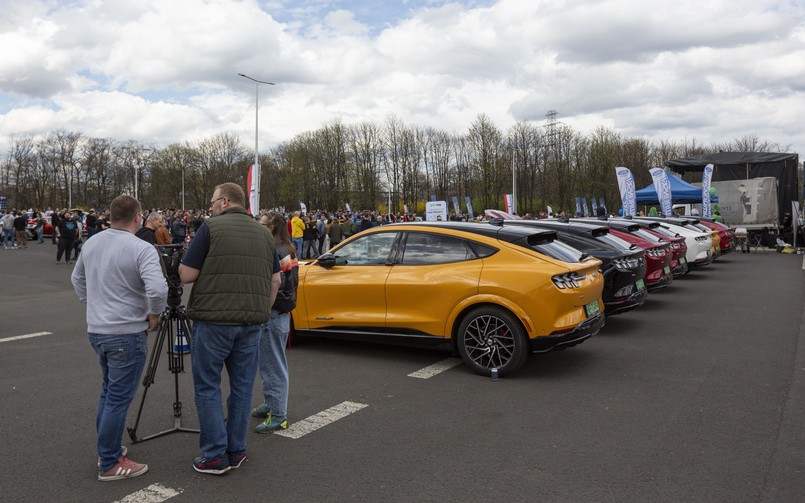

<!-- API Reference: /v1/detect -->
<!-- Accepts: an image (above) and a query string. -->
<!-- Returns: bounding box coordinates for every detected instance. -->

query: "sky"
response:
[1,0,804,160]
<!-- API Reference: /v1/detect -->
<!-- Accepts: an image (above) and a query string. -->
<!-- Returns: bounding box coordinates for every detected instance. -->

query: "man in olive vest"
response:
[179,182,281,475]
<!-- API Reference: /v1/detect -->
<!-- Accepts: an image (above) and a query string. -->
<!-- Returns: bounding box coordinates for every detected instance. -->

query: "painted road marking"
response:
[275,400,368,440]
[114,483,180,503]
[407,357,463,379]
[0,331,53,343]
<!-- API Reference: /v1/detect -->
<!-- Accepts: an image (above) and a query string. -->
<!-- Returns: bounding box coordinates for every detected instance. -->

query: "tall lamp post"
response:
[237,73,275,214]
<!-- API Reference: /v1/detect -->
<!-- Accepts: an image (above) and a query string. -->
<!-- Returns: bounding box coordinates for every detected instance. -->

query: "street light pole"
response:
[238,73,275,214]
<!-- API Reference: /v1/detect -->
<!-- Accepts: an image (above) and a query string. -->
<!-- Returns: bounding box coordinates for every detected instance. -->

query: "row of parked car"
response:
[289,214,734,377]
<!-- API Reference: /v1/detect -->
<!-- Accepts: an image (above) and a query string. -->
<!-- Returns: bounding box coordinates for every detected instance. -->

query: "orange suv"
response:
[291,221,605,377]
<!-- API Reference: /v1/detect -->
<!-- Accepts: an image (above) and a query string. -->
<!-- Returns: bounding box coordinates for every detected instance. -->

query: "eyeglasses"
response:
[210,196,225,207]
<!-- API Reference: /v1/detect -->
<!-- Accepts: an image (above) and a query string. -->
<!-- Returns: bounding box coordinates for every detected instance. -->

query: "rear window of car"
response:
[632,229,663,243]
[595,232,634,251]
[531,239,588,263]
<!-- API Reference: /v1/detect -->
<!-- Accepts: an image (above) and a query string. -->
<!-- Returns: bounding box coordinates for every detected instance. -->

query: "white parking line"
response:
[275,400,368,440]
[407,357,463,379]
[0,331,53,343]
[113,483,180,503]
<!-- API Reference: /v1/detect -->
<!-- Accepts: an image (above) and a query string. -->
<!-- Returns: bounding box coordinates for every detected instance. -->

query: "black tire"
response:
[456,306,529,377]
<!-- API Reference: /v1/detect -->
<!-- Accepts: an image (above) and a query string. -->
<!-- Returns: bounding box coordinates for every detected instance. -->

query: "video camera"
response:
[156,244,185,307]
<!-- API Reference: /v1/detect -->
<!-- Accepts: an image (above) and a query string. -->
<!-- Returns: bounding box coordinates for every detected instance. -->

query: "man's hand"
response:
[147,313,160,332]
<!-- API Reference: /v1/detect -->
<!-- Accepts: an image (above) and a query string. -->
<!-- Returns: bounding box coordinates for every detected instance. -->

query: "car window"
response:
[401,232,476,265]
[595,232,634,250]
[531,239,587,262]
[334,232,398,265]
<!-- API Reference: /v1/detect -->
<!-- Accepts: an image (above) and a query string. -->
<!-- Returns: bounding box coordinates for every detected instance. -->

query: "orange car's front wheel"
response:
[457,306,529,377]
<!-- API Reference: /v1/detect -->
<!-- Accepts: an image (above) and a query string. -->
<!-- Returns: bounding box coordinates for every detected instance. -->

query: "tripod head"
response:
[156,244,185,309]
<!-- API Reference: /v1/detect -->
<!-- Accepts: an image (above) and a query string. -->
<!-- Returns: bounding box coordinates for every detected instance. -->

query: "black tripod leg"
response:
[127,313,170,443]
[130,307,199,443]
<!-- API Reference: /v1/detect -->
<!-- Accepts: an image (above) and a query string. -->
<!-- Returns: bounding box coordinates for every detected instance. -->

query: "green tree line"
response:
[1,114,788,214]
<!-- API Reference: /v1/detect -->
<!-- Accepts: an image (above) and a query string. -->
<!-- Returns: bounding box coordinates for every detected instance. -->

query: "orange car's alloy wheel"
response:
[457,306,529,377]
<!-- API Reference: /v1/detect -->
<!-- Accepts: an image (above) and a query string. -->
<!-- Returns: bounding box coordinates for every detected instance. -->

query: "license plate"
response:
[679,257,686,265]
[635,278,645,291]
[663,266,671,276]
[584,301,600,317]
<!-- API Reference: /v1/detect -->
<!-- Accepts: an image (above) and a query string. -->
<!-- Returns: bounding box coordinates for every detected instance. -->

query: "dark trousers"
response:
[57,237,75,262]
[318,236,326,255]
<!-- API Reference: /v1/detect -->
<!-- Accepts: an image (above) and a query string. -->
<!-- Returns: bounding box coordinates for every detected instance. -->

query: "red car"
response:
[607,227,673,290]
[26,213,53,240]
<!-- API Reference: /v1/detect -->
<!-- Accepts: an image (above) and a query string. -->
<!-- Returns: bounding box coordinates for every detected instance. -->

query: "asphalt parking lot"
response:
[1,242,805,502]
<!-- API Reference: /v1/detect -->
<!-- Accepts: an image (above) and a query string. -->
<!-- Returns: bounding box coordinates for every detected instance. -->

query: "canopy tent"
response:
[664,152,799,226]
[635,171,716,205]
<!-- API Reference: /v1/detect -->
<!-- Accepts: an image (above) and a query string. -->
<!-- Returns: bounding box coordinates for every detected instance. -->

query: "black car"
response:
[501,219,648,316]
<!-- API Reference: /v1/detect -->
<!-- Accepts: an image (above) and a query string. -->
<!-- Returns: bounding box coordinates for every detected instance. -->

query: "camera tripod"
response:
[127,287,199,443]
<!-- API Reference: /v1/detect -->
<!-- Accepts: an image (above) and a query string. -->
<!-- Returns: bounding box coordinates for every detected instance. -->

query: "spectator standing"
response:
[253,212,298,433]
[86,210,98,238]
[2,210,15,249]
[135,212,162,245]
[13,211,28,249]
[71,194,168,481]
[302,217,319,259]
[178,182,280,475]
[290,211,304,259]
[57,211,78,264]
[326,216,343,248]
[341,213,355,240]
[171,212,188,244]
[50,210,61,244]
[316,214,326,255]
[35,212,46,243]
[155,217,171,245]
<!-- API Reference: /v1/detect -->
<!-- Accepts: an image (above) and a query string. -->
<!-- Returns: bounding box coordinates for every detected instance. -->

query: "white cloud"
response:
[0,0,803,158]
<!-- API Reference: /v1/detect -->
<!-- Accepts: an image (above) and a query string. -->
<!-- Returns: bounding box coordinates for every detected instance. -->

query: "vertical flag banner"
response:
[582,197,590,217]
[452,196,460,215]
[598,197,607,214]
[575,196,582,215]
[246,165,258,217]
[504,194,513,214]
[702,163,714,217]
[345,202,351,213]
[300,202,307,214]
[465,196,474,219]
[547,205,553,217]
[403,204,409,214]
[649,167,673,217]
[591,197,598,215]
[615,167,637,217]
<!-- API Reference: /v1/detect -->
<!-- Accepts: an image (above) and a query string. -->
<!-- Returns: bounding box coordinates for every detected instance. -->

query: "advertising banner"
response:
[465,196,474,219]
[425,201,448,221]
[582,197,590,217]
[504,194,513,214]
[649,167,673,217]
[452,196,460,215]
[246,165,258,217]
[702,163,714,217]
[615,167,637,216]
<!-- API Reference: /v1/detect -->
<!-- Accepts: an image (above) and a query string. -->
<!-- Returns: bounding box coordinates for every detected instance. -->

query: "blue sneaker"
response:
[251,403,270,418]
[193,455,230,475]
[255,413,288,434]
[228,451,247,469]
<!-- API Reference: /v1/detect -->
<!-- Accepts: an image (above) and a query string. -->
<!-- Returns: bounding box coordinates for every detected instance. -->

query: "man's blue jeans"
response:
[3,228,15,247]
[258,310,290,417]
[291,237,303,260]
[191,320,260,462]
[88,331,148,472]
